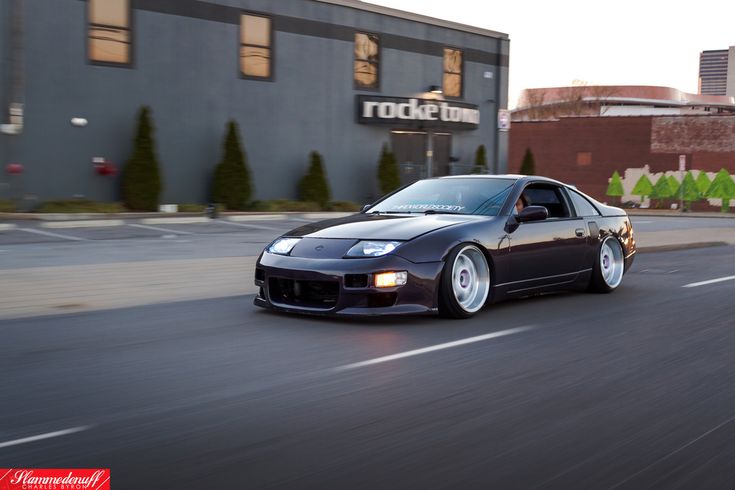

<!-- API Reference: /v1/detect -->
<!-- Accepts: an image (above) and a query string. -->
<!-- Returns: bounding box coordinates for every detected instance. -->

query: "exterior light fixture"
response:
[429,85,443,94]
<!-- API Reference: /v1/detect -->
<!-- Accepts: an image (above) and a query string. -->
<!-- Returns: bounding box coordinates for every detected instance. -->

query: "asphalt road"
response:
[2,245,735,488]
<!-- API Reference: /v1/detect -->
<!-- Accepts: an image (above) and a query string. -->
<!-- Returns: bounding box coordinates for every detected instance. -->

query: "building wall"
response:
[3,0,508,205]
[509,116,735,202]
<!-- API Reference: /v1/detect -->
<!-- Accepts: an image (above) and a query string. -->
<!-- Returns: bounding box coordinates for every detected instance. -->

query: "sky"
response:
[365,0,735,109]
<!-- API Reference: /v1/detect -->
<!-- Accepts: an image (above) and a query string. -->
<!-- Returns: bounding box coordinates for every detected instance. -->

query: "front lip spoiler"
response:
[254,295,436,317]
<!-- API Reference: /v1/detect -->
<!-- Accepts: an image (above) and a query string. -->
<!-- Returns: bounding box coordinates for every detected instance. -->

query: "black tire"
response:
[588,236,625,293]
[438,244,491,319]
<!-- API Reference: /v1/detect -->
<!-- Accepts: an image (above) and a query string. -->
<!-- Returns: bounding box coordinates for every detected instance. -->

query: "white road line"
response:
[19,228,87,241]
[142,217,209,225]
[682,275,735,288]
[0,426,92,449]
[227,214,287,221]
[332,326,534,372]
[217,220,281,231]
[128,223,193,235]
[0,224,17,232]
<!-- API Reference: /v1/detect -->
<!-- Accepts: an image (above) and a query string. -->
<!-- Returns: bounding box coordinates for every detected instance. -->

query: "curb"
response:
[0,211,356,222]
[42,219,125,229]
[627,210,735,219]
[637,241,729,254]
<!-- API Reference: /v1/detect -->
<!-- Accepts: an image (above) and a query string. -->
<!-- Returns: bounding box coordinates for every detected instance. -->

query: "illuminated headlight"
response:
[267,237,301,255]
[346,240,401,257]
[374,271,407,288]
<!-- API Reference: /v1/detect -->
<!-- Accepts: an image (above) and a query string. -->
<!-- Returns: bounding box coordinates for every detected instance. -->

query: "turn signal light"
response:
[374,271,407,288]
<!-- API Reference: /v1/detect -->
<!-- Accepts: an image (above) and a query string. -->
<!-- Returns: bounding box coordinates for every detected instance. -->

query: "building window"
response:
[88,0,131,65]
[354,32,379,89]
[240,14,272,79]
[576,151,592,166]
[443,48,462,97]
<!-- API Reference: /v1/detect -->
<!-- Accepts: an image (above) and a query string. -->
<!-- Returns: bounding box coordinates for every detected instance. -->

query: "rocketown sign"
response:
[356,95,480,130]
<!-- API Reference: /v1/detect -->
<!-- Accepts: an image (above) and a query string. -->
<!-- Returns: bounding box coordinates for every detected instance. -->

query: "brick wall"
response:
[509,116,735,202]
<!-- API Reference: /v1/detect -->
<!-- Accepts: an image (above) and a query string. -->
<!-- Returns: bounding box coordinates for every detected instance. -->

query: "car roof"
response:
[438,174,566,186]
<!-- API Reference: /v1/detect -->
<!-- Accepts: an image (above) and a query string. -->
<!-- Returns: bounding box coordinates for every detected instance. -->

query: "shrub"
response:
[249,199,322,212]
[0,199,14,212]
[377,143,400,195]
[472,144,488,174]
[326,201,361,212]
[519,148,535,175]
[177,203,207,213]
[299,151,330,207]
[212,120,252,210]
[121,106,163,211]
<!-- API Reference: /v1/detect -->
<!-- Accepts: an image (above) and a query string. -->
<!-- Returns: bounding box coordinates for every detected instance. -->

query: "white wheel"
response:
[449,245,490,314]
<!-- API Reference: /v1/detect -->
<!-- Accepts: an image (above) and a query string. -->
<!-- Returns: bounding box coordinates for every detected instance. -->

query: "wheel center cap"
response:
[603,255,609,268]
[459,270,470,288]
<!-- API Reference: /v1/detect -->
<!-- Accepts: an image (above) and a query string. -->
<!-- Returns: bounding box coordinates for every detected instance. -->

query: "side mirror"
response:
[517,205,548,223]
[360,204,372,212]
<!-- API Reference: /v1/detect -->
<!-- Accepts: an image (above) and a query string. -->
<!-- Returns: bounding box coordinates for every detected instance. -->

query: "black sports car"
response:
[254,175,635,318]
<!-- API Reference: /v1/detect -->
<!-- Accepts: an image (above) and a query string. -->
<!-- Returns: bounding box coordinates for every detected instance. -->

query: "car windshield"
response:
[368,178,516,216]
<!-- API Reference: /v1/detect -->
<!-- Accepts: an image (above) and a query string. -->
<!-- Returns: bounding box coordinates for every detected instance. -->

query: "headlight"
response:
[345,240,401,257]
[267,237,301,255]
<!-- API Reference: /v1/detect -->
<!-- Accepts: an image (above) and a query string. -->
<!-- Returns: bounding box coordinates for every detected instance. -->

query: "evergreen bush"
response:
[472,144,488,174]
[519,148,535,175]
[121,106,162,211]
[211,120,252,210]
[299,151,331,208]
[377,143,400,195]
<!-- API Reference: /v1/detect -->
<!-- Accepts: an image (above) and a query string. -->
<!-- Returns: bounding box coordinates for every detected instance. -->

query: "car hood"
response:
[284,213,485,241]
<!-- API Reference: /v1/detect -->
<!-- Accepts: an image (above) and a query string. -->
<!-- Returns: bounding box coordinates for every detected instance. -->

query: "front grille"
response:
[268,277,339,309]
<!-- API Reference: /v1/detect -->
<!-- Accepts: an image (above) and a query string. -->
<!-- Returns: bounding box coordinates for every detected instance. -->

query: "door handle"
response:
[575,228,585,237]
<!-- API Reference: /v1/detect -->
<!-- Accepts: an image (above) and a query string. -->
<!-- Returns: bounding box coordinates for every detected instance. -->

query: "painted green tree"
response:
[377,143,400,195]
[695,171,712,196]
[706,168,735,213]
[121,106,163,211]
[472,144,488,174]
[211,120,252,210]
[631,174,653,204]
[650,174,674,208]
[299,151,331,208]
[680,171,699,211]
[668,175,680,201]
[519,148,535,175]
[606,171,624,204]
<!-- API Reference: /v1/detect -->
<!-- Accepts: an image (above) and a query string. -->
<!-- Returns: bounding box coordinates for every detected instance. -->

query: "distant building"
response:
[513,85,735,121]
[509,85,735,203]
[698,47,735,97]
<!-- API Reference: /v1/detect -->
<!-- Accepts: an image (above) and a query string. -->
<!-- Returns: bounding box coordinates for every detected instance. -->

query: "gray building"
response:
[698,47,735,97]
[0,0,509,207]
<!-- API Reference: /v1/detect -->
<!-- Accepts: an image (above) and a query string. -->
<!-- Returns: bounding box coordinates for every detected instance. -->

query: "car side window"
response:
[568,189,601,217]
[522,184,571,219]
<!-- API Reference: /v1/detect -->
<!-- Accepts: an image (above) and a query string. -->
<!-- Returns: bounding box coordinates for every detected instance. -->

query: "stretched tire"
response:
[589,236,625,293]
[439,244,490,319]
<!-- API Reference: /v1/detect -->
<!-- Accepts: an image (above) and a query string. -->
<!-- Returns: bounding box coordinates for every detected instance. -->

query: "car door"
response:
[506,183,588,291]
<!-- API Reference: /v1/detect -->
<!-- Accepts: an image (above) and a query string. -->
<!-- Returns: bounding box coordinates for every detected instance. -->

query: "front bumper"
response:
[254,252,444,316]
